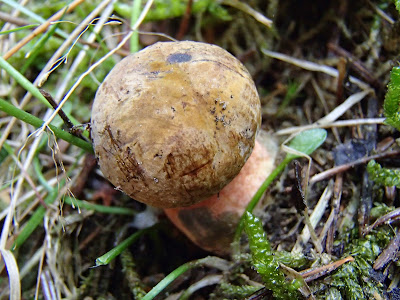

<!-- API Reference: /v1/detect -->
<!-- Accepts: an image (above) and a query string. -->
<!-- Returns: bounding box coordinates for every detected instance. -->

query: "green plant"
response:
[234,128,327,249]
[243,211,301,299]
[383,66,400,131]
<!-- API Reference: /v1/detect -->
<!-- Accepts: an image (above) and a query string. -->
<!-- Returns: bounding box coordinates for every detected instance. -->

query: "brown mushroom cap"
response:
[91,41,261,208]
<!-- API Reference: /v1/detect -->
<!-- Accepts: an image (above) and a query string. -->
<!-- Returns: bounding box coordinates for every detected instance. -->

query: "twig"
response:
[373,229,400,270]
[3,0,85,59]
[176,0,193,40]
[328,43,383,90]
[276,118,385,136]
[317,89,372,124]
[300,256,354,282]
[364,207,400,235]
[326,174,343,254]
[309,150,400,184]
[221,0,272,27]
[39,89,74,130]
[292,184,332,254]
[0,11,30,26]
[336,57,347,103]
[261,48,370,90]
[311,78,341,143]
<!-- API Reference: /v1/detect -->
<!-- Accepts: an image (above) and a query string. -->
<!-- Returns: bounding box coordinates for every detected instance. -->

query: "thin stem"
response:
[2,0,85,59]
[142,257,223,300]
[0,56,50,108]
[95,228,151,266]
[63,197,136,216]
[0,98,93,153]
[130,0,141,53]
[233,157,292,252]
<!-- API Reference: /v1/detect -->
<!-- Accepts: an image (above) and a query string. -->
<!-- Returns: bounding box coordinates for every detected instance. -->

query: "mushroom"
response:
[91,41,261,208]
[91,41,277,254]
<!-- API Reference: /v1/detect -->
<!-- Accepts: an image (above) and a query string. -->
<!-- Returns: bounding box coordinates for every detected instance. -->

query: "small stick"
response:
[176,0,193,40]
[78,226,103,251]
[39,89,74,130]
[0,11,30,26]
[39,89,86,139]
[300,256,354,282]
[276,118,385,136]
[326,173,343,254]
[327,43,383,90]
[221,0,272,27]
[364,207,400,235]
[70,154,97,198]
[309,150,400,184]
[336,57,348,103]
[3,0,85,60]
[373,229,400,270]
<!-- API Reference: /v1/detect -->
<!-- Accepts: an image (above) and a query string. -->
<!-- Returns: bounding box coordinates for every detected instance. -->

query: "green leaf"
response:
[243,212,299,300]
[96,229,149,266]
[394,0,400,14]
[208,2,232,21]
[286,128,327,160]
[63,197,137,215]
[367,160,400,187]
[142,256,225,300]
[384,66,400,131]
[0,24,38,35]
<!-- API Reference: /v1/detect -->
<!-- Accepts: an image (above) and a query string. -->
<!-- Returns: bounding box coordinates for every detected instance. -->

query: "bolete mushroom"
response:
[91,41,277,254]
[91,41,261,208]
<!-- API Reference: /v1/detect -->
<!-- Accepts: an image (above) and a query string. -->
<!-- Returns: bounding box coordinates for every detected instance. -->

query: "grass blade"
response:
[0,249,21,300]
[96,228,150,266]
[0,98,93,153]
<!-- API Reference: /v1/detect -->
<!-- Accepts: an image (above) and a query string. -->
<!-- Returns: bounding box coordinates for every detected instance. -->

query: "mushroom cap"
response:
[91,41,261,208]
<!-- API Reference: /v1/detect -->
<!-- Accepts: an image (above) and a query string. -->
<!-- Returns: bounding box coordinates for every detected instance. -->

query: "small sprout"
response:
[284,128,327,161]
[367,160,400,187]
[383,66,400,131]
[244,211,300,299]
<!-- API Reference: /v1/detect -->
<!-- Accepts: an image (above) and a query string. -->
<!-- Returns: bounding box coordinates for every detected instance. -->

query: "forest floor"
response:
[0,1,400,299]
